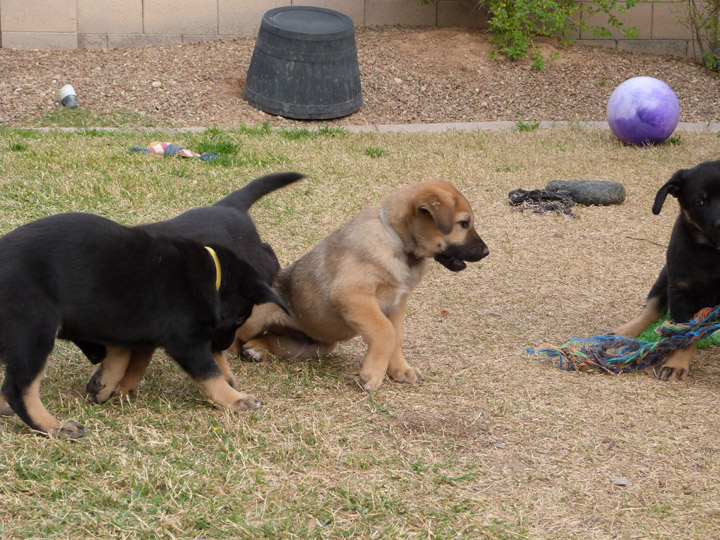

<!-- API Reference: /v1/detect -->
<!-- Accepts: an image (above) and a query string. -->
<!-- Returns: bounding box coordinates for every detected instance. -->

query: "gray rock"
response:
[545,180,626,206]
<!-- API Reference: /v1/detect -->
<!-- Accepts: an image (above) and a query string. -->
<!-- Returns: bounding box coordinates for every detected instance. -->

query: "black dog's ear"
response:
[254,284,292,316]
[653,170,686,215]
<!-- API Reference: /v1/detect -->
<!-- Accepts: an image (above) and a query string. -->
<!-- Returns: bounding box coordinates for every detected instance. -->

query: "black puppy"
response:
[84,172,303,403]
[0,212,288,437]
[614,160,720,381]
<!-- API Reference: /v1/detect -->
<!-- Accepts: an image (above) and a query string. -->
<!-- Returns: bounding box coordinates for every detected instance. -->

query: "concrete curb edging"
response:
[341,121,720,133]
[20,121,720,134]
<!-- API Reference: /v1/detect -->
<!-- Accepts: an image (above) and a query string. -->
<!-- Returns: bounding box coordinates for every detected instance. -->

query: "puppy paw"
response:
[241,346,268,363]
[231,394,263,411]
[85,374,116,404]
[0,399,13,416]
[389,365,423,384]
[657,365,688,382]
[359,371,386,392]
[48,421,86,439]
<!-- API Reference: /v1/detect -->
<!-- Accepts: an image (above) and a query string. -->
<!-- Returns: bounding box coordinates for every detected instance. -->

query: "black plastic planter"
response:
[243,6,362,120]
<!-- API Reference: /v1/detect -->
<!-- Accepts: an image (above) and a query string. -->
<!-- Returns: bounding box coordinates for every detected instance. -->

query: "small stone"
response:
[545,180,626,206]
[610,476,631,486]
[151,81,163,88]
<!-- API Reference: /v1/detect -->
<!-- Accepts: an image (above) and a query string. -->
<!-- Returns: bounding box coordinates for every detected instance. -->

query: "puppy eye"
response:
[696,198,706,206]
[458,220,470,229]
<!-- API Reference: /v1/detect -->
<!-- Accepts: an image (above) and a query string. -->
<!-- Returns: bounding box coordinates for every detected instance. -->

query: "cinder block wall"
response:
[0,0,703,59]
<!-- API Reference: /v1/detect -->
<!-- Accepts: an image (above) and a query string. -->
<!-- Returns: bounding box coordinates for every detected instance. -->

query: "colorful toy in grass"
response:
[131,141,218,161]
[606,76,680,146]
[528,306,720,374]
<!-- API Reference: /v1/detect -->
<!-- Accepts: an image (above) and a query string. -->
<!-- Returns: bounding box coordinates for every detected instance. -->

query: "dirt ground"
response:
[0,26,718,127]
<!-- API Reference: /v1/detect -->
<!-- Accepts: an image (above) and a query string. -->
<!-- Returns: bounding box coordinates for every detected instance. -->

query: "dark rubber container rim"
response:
[261,6,355,41]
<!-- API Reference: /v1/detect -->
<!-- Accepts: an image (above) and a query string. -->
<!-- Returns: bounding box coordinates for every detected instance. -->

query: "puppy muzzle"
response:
[434,235,489,272]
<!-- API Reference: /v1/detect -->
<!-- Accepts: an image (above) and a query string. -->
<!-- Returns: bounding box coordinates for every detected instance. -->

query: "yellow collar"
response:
[204,246,222,290]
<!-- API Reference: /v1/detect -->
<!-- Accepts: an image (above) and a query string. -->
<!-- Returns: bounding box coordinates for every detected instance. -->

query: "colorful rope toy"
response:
[528,305,720,374]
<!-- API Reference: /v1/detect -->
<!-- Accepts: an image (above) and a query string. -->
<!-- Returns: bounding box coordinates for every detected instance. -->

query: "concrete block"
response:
[77,0,142,34]
[365,0,437,26]
[1,31,77,49]
[78,33,108,49]
[218,0,285,36]
[437,0,487,28]
[617,38,689,57]
[577,38,618,50]
[651,2,692,39]
[107,33,182,48]
[579,1,652,40]
[144,0,218,35]
[182,34,220,44]
[1,0,76,32]
[294,0,366,26]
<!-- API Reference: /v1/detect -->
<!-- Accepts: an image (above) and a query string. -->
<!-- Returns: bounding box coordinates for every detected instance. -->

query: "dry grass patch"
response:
[1,126,720,539]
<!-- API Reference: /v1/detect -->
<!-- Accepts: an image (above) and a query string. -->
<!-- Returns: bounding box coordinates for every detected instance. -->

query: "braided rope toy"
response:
[528,305,720,373]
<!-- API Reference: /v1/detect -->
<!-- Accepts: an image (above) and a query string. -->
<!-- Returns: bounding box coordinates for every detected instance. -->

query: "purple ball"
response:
[606,76,680,146]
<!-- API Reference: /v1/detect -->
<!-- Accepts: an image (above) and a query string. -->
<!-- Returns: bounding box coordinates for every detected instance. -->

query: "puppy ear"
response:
[416,193,455,234]
[653,170,685,215]
[254,284,292,317]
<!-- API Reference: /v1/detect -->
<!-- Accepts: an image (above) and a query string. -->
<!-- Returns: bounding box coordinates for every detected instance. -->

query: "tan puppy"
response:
[235,180,489,391]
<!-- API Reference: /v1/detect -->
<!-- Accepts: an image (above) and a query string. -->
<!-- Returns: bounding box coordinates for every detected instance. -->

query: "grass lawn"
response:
[1,124,720,539]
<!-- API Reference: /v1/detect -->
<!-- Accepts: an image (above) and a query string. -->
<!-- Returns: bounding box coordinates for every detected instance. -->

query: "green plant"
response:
[516,120,540,131]
[365,146,388,158]
[683,0,720,71]
[661,135,683,146]
[424,0,639,63]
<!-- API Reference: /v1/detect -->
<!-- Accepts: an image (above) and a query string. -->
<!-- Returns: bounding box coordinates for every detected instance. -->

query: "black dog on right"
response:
[613,160,720,381]
[84,172,304,404]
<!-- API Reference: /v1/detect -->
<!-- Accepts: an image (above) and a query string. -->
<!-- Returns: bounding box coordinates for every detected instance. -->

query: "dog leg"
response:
[86,346,132,403]
[242,334,336,362]
[231,303,285,357]
[214,350,239,389]
[4,370,84,438]
[657,344,694,382]
[386,297,423,385]
[168,344,262,411]
[0,395,13,416]
[2,326,85,437]
[337,293,397,392]
[115,349,154,397]
[613,296,664,338]
[194,375,263,411]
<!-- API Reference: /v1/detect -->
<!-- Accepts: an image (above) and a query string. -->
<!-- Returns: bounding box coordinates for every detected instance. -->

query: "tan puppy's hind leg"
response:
[242,334,336,362]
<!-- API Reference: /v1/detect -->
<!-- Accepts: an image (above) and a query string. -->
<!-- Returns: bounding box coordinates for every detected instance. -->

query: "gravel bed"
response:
[0,26,717,127]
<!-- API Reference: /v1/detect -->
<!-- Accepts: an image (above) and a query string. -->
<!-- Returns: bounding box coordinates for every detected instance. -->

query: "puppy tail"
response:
[215,172,305,212]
